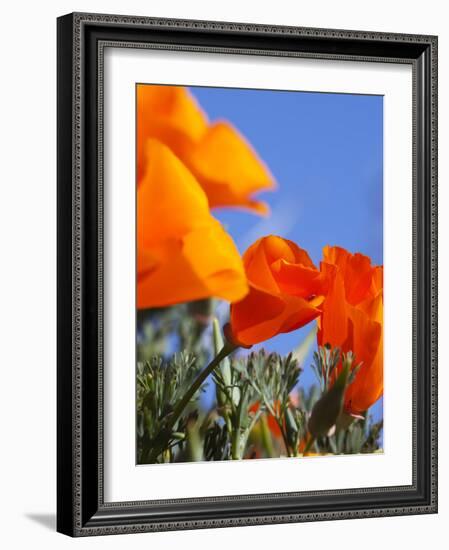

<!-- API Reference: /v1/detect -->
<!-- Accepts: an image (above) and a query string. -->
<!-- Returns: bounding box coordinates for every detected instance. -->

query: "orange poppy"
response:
[228,236,327,347]
[137,84,275,214]
[318,246,383,415]
[137,139,249,309]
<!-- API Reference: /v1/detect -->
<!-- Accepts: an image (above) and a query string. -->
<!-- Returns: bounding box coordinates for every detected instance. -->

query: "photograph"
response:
[136,83,384,464]
[54,10,437,537]
[0,0,441,543]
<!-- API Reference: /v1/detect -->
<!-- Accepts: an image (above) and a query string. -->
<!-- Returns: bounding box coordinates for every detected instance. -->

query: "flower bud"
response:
[307,359,351,438]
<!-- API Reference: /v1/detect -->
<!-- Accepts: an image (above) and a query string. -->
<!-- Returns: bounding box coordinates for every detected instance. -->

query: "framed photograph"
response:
[57,12,438,536]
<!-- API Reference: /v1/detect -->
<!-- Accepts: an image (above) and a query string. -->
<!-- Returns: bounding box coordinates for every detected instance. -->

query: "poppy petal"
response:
[137,139,211,247]
[184,121,276,213]
[137,140,248,308]
[137,85,208,181]
[317,262,348,348]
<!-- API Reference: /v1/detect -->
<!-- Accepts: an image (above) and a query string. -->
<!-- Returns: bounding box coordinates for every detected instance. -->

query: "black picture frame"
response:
[57,12,438,537]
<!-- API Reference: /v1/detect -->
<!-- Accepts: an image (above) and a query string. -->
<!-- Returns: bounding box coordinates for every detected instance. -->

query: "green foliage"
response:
[233,351,305,456]
[136,311,383,463]
[137,302,210,362]
[361,419,384,453]
[204,422,230,461]
[242,351,302,410]
[321,415,383,455]
[311,345,341,392]
[136,352,203,463]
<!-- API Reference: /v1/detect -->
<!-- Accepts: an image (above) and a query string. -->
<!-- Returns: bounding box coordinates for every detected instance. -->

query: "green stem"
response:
[303,434,316,456]
[147,341,237,463]
[215,382,234,434]
[262,401,291,457]
[231,429,241,460]
[260,415,275,458]
[273,415,291,457]
[230,385,246,460]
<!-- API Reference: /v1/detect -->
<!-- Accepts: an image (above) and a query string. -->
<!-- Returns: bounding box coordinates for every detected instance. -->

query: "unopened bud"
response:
[308,358,351,438]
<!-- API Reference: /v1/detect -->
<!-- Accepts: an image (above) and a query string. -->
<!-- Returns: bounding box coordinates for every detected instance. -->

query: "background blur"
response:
[190,86,384,421]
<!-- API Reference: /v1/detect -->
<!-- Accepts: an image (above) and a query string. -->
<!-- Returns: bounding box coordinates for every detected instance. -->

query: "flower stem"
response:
[261,415,275,458]
[147,341,237,463]
[276,419,292,457]
[231,429,241,460]
[303,434,316,456]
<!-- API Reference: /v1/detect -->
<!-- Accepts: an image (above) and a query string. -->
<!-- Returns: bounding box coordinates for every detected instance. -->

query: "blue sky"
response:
[189,86,384,421]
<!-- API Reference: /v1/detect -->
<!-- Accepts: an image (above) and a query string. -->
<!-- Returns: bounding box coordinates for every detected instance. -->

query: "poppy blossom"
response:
[318,246,383,415]
[137,139,249,309]
[137,84,275,214]
[228,236,327,347]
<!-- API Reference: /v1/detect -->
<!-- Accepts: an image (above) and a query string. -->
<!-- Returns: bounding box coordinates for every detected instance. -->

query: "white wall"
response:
[0,0,445,548]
